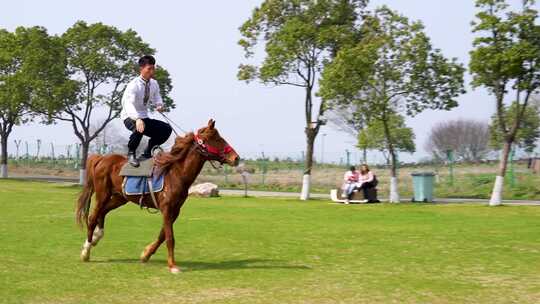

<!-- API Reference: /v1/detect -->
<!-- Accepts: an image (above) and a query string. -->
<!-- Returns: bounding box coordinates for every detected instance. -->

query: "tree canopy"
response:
[489,102,540,154]
[357,112,415,163]
[320,6,465,202]
[29,21,174,183]
[238,0,368,200]
[0,26,73,177]
[470,0,540,205]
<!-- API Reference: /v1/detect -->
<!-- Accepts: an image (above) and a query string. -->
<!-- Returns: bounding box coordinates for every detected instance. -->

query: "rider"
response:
[120,55,172,167]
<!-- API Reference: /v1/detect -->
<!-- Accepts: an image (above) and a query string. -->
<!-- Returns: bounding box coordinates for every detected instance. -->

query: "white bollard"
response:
[489,175,504,206]
[0,164,7,178]
[389,176,400,203]
[79,169,86,185]
[300,174,311,200]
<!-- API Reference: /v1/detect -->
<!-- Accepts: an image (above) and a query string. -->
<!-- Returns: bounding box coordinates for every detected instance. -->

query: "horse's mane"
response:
[154,132,195,175]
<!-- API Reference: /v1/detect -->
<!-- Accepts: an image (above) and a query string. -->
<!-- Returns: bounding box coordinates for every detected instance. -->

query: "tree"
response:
[425,119,491,162]
[326,104,366,137]
[90,120,128,154]
[470,0,540,205]
[489,102,540,154]
[320,6,465,202]
[238,0,368,200]
[357,112,415,164]
[0,26,71,178]
[32,21,174,184]
[326,103,368,161]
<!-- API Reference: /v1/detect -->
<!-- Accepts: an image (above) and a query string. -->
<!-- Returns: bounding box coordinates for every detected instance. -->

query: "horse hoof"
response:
[169,266,181,274]
[81,250,90,262]
[140,245,153,263]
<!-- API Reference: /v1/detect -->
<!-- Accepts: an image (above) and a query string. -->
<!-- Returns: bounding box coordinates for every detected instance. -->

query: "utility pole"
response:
[508,147,516,188]
[446,149,454,186]
[36,139,41,161]
[321,133,327,165]
[14,140,21,160]
[261,150,266,186]
[50,143,55,163]
[75,143,81,169]
[66,145,72,164]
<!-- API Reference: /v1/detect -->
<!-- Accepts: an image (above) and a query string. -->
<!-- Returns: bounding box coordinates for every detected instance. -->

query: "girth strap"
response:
[147,178,159,210]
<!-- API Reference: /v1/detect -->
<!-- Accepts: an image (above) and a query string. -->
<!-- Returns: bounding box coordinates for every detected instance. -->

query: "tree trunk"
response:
[362,147,367,164]
[300,129,317,200]
[381,113,400,203]
[79,140,89,185]
[489,140,512,206]
[1,134,8,178]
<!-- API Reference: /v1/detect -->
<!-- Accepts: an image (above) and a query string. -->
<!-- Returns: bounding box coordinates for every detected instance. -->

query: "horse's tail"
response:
[76,154,102,228]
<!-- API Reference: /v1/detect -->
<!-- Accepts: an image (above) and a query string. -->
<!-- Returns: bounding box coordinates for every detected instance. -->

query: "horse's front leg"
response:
[142,201,182,273]
[163,208,181,273]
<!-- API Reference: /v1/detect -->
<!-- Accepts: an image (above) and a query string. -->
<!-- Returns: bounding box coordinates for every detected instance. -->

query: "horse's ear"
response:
[207,119,215,129]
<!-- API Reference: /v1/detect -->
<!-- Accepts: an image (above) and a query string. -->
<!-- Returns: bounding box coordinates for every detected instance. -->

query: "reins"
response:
[159,112,234,167]
[159,112,188,136]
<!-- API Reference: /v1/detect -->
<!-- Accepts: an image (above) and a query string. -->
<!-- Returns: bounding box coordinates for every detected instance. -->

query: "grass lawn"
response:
[1,179,539,304]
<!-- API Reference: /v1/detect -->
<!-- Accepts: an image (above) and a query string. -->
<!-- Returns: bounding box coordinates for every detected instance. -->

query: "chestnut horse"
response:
[76,119,239,273]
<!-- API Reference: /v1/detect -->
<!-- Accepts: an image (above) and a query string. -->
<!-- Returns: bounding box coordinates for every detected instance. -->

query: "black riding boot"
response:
[128,151,140,167]
[140,145,159,160]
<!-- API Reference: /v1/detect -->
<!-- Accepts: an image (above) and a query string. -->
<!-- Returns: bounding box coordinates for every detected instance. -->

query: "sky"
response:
[1,0,538,164]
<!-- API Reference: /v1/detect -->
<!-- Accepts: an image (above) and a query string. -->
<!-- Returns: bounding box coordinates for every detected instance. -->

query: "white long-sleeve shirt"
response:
[120,76,164,121]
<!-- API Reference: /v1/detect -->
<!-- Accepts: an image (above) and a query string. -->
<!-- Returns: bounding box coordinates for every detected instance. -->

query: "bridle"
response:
[193,132,235,165]
[158,112,236,166]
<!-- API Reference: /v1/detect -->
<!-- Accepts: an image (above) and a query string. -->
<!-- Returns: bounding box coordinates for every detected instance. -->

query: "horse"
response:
[75,119,240,273]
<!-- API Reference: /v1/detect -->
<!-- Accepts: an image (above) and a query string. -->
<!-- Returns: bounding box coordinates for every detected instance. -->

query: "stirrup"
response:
[151,146,164,157]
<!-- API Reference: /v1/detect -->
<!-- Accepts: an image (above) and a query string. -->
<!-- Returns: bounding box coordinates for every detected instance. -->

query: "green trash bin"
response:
[411,172,435,202]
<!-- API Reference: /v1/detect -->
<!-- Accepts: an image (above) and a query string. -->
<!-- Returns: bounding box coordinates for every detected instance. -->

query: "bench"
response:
[330,187,379,204]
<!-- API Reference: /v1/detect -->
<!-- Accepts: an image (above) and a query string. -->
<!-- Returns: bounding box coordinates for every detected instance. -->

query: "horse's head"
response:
[194,119,240,166]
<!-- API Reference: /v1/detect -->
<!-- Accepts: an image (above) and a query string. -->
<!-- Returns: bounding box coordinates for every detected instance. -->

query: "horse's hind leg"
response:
[92,194,127,247]
[81,190,111,262]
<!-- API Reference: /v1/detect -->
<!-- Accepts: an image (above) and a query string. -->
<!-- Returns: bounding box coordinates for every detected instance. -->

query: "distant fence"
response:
[8,141,118,170]
[6,142,540,199]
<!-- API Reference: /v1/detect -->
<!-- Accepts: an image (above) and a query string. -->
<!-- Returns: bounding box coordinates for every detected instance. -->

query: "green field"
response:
[1,180,540,304]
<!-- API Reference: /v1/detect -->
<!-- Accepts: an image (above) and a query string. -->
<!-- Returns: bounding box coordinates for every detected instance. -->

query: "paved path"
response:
[6,175,540,206]
[220,190,540,206]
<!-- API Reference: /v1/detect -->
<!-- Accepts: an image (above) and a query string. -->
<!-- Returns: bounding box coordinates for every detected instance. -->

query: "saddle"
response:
[119,158,155,177]
[119,158,164,211]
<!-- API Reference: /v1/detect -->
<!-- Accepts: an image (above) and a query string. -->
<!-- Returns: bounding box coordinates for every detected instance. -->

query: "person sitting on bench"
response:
[341,166,359,203]
[354,164,378,203]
